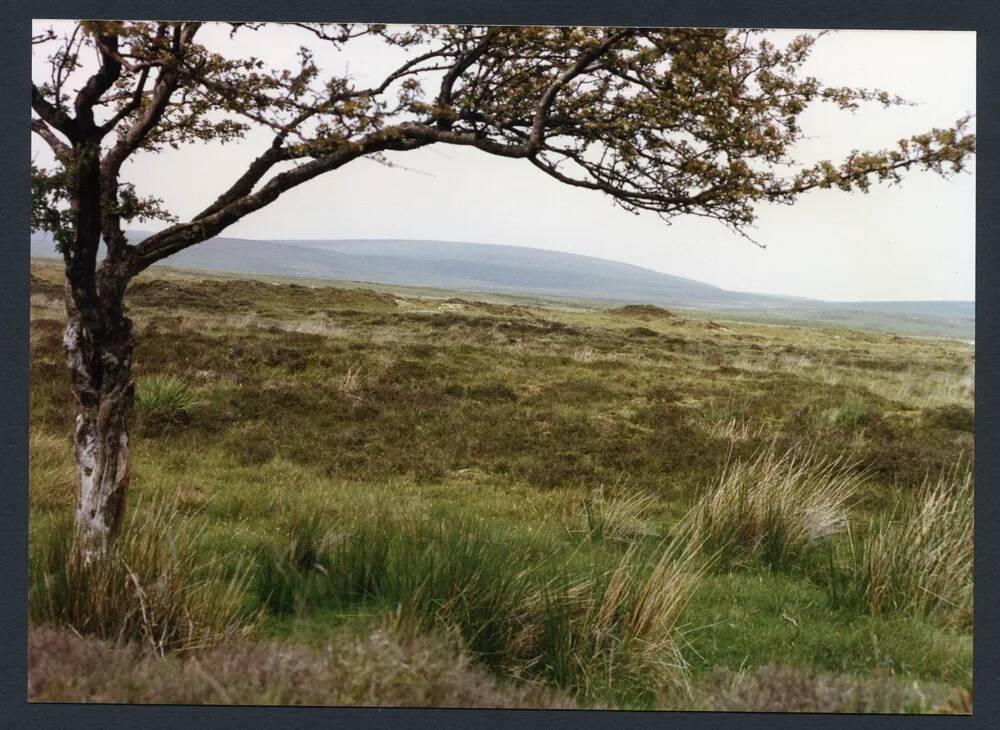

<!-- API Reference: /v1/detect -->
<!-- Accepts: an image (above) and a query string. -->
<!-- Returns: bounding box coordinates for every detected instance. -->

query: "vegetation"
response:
[831,468,973,628]
[28,261,973,711]
[29,499,250,654]
[30,21,974,555]
[690,446,866,570]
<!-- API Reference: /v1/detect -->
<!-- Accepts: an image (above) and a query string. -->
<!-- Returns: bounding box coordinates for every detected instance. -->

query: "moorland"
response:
[27,257,974,712]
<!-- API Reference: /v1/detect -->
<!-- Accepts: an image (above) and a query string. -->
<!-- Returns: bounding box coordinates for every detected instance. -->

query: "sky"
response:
[31,22,976,302]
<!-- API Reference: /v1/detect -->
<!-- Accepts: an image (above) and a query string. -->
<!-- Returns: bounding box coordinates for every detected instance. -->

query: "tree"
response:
[30,21,975,556]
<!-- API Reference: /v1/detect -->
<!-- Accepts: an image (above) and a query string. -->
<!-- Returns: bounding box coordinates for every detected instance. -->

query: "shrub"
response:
[691,444,866,570]
[831,468,972,628]
[134,375,198,422]
[30,499,251,654]
[678,664,966,714]
[925,404,974,433]
[28,625,578,708]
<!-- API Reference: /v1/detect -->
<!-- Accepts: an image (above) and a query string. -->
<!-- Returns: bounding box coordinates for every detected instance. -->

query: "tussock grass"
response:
[254,507,703,705]
[28,261,974,709]
[691,444,866,570]
[134,375,199,420]
[535,543,704,703]
[579,480,658,545]
[30,500,251,654]
[832,468,973,628]
[335,361,370,398]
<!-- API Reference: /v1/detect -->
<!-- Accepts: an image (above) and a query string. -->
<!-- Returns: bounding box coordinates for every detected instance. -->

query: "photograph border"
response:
[3,1,997,727]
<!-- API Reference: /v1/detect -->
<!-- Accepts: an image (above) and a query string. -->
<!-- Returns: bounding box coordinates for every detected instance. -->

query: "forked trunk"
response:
[64,290,135,559]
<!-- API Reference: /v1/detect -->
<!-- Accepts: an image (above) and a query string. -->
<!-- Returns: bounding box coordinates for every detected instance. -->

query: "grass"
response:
[30,499,251,654]
[831,467,973,628]
[579,479,659,545]
[690,445,866,570]
[134,375,199,434]
[251,503,703,705]
[27,259,974,711]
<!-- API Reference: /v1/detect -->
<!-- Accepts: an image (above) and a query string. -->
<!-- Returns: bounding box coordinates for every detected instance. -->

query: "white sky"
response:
[32,22,976,302]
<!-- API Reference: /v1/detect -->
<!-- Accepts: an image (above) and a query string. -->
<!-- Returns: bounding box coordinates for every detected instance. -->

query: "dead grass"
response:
[29,428,74,512]
[704,416,767,443]
[26,259,973,710]
[579,480,658,545]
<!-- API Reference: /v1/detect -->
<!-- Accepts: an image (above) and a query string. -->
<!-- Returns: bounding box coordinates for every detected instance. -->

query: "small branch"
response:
[528,29,635,155]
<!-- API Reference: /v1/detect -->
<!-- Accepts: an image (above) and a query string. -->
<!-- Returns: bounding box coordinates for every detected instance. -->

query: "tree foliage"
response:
[32,21,975,274]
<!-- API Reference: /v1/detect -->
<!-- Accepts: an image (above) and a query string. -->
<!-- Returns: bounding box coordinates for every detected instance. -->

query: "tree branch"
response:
[31,84,77,142]
[31,117,73,162]
[128,119,543,274]
[74,33,123,132]
[527,29,635,155]
[192,134,293,220]
[436,30,497,128]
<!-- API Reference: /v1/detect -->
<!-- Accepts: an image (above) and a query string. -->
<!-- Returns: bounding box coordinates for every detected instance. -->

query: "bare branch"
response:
[31,117,73,162]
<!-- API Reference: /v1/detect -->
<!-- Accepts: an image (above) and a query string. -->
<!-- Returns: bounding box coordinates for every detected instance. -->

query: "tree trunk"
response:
[64,288,135,559]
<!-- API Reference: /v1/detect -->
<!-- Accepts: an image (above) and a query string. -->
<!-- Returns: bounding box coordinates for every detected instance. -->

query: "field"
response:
[27,258,974,712]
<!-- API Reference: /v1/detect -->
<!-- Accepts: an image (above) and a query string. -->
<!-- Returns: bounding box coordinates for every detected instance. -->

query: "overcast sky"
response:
[32,23,975,302]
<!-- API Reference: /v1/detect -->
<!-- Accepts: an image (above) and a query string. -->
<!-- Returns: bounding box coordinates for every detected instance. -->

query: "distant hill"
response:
[30,231,974,339]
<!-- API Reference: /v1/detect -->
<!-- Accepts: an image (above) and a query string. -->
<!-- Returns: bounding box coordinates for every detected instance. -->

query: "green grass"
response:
[27,259,974,711]
[250,503,703,705]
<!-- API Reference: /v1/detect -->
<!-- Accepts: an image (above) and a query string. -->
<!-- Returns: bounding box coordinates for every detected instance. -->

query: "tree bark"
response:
[63,287,134,559]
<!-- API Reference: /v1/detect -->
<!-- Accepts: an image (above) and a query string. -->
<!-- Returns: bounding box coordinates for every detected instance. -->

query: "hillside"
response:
[30,232,974,338]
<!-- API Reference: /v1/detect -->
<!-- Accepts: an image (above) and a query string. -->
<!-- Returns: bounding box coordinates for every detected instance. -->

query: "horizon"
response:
[31,23,976,303]
[30,229,977,304]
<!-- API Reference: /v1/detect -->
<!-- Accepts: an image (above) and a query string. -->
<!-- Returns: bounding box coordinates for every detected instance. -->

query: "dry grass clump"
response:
[704,416,766,443]
[691,444,866,569]
[678,664,967,714]
[834,468,972,628]
[28,625,577,708]
[30,501,251,654]
[579,481,658,545]
[337,362,366,397]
